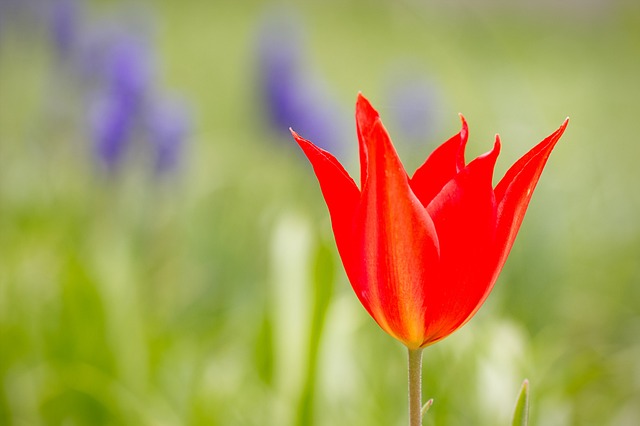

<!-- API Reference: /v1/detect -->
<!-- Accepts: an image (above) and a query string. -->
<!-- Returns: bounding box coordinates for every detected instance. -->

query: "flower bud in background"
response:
[383,70,441,144]
[90,90,136,171]
[1,0,190,178]
[88,32,151,171]
[145,96,190,174]
[255,9,346,154]
[255,12,301,132]
[49,0,80,59]
[103,34,152,113]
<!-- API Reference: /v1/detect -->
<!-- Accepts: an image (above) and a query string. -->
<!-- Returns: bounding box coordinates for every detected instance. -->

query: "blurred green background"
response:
[1,0,639,425]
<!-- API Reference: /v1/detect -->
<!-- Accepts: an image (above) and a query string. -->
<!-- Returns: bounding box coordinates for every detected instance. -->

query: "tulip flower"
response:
[292,93,567,425]
[292,93,567,349]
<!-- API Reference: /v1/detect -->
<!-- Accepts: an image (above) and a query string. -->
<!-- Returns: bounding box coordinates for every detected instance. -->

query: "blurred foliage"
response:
[512,380,530,426]
[1,0,639,425]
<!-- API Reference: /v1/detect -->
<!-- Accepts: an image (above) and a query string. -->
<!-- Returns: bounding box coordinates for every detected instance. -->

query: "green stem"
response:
[408,347,424,426]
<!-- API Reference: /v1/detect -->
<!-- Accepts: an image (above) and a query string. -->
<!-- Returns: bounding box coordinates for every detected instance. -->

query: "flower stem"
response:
[408,347,424,426]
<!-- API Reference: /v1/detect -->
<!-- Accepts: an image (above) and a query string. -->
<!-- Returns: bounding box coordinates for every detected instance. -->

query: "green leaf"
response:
[295,238,336,426]
[511,379,530,426]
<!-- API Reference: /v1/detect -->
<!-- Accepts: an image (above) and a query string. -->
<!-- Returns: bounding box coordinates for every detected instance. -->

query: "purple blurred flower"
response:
[105,35,151,109]
[88,33,151,170]
[74,22,153,92]
[384,73,440,144]
[90,92,136,171]
[258,32,300,132]
[50,0,80,59]
[255,11,345,153]
[1,0,189,177]
[145,97,190,173]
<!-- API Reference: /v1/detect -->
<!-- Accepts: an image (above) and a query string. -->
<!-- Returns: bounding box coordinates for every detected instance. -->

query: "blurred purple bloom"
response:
[50,0,79,58]
[90,92,136,171]
[105,35,151,109]
[88,33,151,170]
[255,11,345,153]
[74,26,117,83]
[1,0,190,177]
[256,16,301,129]
[384,74,440,143]
[74,23,152,93]
[145,97,190,173]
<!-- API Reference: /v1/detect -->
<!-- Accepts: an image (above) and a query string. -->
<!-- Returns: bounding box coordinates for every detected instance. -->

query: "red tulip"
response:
[291,93,567,350]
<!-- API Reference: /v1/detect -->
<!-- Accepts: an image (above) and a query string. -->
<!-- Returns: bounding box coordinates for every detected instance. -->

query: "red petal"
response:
[421,138,500,346]
[291,130,360,274]
[355,93,378,187]
[353,115,440,349]
[492,119,568,280]
[410,114,468,207]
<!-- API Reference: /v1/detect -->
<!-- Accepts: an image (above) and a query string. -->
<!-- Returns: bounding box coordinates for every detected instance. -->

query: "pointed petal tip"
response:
[356,92,379,119]
[552,117,569,136]
[290,128,313,149]
[458,113,468,135]
[471,133,501,166]
[487,135,501,160]
[546,117,569,146]
[290,128,304,142]
[475,133,501,159]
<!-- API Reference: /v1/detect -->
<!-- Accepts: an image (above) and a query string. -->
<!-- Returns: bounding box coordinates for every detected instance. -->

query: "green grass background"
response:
[1,0,639,425]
